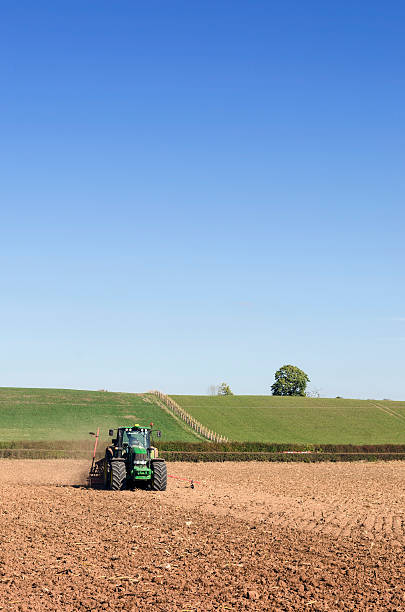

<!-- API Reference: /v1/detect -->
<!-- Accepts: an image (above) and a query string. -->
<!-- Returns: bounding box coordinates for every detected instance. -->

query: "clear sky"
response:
[1,1,404,399]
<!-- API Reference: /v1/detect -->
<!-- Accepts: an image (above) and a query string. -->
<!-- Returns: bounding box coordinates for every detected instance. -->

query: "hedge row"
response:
[0,448,404,462]
[160,451,405,462]
[2,441,405,453]
[0,440,94,450]
[1,441,405,461]
[0,449,92,459]
[157,441,405,453]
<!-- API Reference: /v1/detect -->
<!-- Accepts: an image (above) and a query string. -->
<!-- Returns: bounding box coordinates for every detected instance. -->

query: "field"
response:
[0,388,198,444]
[2,388,405,456]
[172,395,405,443]
[0,460,404,610]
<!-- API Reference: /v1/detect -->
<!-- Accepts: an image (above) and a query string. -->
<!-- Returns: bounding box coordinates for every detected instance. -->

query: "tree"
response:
[217,382,233,396]
[271,365,310,397]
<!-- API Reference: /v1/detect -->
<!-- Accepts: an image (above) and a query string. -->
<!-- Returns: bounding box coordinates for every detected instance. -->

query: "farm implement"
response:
[88,424,167,491]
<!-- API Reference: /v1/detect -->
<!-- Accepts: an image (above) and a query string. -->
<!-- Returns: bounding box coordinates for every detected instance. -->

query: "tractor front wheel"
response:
[151,461,167,491]
[110,461,127,490]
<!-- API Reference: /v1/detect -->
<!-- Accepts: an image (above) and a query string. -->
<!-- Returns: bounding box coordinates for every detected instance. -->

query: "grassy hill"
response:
[0,388,198,443]
[171,395,405,444]
[1,388,404,447]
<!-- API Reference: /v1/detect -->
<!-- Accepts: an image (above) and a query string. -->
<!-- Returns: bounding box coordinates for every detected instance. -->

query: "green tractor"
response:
[95,424,167,491]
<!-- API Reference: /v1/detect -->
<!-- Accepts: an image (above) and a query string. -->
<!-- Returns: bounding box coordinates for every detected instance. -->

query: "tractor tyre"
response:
[151,461,167,491]
[110,461,127,491]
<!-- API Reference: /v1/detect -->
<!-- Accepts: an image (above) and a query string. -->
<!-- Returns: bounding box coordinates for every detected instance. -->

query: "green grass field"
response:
[171,395,405,444]
[0,388,198,443]
[1,388,404,447]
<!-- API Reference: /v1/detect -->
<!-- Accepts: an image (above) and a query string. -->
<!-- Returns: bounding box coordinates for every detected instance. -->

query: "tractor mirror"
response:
[155,430,162,438]
[108,429,114,437]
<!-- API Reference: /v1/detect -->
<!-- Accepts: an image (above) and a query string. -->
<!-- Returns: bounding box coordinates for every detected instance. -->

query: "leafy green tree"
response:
[218,382,233,396]
[271,365,310,397]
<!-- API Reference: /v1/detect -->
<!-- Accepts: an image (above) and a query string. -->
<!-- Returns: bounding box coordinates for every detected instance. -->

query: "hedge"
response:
[1,440,405,461]
[156,441,405,453]
[160,451,405,462]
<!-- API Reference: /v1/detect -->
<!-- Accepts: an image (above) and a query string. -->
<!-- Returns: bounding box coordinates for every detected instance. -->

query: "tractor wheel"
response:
[151,461,167,491]
[110,461,127,491]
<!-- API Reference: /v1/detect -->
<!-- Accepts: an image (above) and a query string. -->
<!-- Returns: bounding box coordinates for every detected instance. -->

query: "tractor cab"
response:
[125,428,150,450]
[109,424,160,457]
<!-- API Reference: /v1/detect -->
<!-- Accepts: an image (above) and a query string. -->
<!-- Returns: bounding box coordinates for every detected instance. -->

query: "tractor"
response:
[88,424,167,491]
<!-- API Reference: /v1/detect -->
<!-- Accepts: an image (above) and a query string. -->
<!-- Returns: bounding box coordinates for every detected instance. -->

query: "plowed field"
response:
[0,461,404,611]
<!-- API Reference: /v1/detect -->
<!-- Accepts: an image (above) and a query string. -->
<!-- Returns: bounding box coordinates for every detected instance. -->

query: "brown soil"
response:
[0,460,404,611]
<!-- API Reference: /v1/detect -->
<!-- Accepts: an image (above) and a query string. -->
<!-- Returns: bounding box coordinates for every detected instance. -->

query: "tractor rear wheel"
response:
[152,461,167,491]
[110,461,127,490]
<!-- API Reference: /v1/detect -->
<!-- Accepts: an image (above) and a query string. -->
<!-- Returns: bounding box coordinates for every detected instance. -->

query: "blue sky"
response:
[1,1,404,399]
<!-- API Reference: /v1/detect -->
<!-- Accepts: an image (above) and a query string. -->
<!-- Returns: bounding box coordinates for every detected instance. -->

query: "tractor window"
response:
[125,430,149,449]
